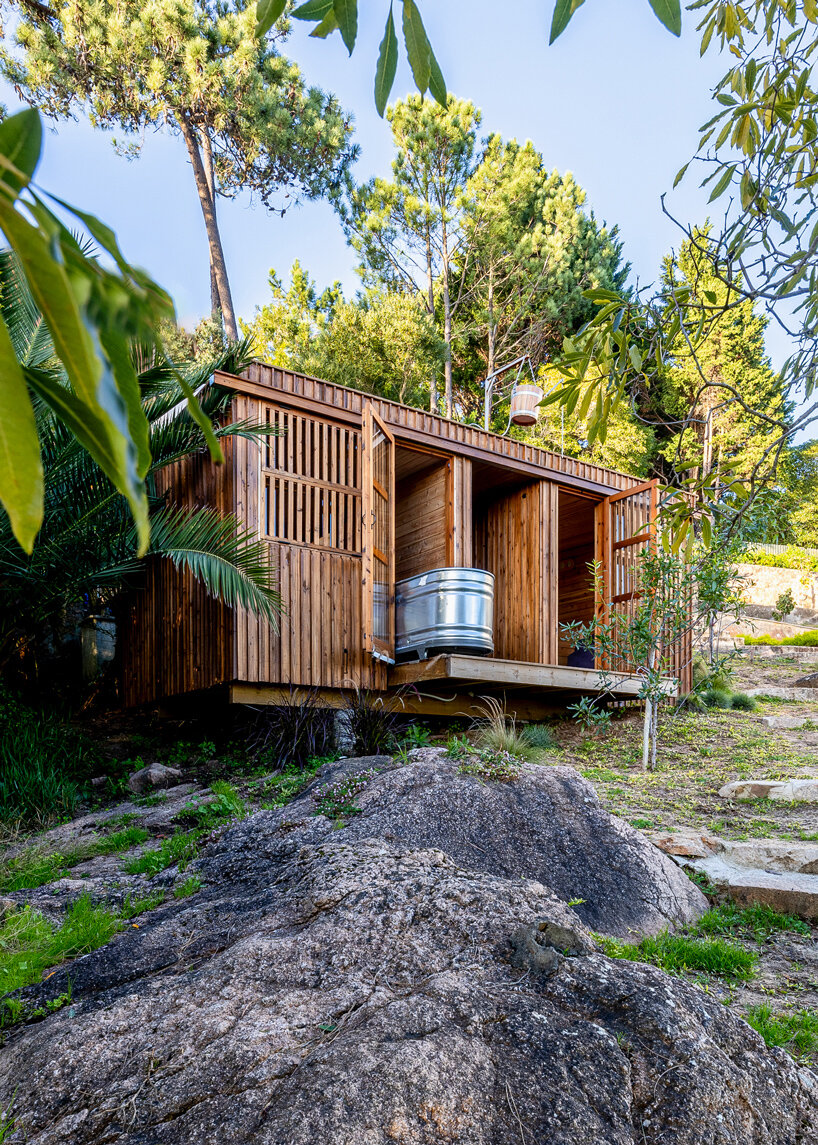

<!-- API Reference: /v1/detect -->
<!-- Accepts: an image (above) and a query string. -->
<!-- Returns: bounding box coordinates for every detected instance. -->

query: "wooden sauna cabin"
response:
[121,363,691,718]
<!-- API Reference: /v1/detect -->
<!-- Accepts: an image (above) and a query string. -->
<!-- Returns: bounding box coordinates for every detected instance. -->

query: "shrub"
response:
[744,629,818,647]
[744,546,818,574]
[342,689,400,756]
[0,691,94,825]
[243,688,336,771]
[457,747,523,782]
[771,588,797,622]
[521,723,559,750]
[730,692,757,712]
[701,686,734,709]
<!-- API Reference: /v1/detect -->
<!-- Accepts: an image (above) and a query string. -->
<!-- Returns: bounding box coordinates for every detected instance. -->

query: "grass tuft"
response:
[745,1004,818,1059]
[598,930,758,980]
[123,830,201,877]
[695,901,810,941]
[174,874,202,899]
[521,723,560,751]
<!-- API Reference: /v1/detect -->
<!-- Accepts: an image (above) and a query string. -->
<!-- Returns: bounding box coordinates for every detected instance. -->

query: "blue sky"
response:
[2,1,727,328]
[5,0,809,440]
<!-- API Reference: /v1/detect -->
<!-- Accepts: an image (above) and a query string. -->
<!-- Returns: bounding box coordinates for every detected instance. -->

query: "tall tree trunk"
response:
[201,129,222,321]
[441,217,453,418]
[425,229,438,413]
[180,118,238,340]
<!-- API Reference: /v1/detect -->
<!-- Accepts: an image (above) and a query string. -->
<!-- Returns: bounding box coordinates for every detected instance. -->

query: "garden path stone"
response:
[746,686,818,701]
[760,714,811,729]
[719,778,818,802]
[651,831,818,919]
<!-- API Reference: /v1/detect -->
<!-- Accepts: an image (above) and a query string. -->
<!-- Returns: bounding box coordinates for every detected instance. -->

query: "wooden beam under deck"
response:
[388,654,677,699]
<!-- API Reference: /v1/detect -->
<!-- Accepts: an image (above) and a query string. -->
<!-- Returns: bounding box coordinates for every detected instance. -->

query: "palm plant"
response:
[0,249,279,679]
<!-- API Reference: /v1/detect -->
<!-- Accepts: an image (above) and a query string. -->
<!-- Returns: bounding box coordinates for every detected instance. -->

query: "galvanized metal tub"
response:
[395,568,495,660]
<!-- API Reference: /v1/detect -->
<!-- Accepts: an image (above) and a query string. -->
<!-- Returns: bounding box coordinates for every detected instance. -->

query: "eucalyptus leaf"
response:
[374,4,398,117]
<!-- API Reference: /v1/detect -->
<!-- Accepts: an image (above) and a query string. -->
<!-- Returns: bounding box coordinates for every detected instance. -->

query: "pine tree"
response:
[1,0,356,338]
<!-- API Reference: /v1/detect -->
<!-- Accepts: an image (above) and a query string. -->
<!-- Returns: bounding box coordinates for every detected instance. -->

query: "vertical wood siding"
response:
[396,461,449,579]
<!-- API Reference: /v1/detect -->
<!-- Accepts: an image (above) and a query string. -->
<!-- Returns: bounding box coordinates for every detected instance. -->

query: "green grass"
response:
[695,902,811,942]
[0,895,119,999]
[745,1004,818,1059]
[745,630,818,647]
[258,758,325,808]
[174,874,202,899]
[598,930,758,980]
[123,830,201,876]
[0,826,151,892]
[119,890,165,919]
[521,723,560,750]
[0,691,97,826]
[182,781,246,828]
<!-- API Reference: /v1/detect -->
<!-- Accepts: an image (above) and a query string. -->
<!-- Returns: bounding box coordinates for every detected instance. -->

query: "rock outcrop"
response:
[2,832,815,1145]
[297,752,707,937]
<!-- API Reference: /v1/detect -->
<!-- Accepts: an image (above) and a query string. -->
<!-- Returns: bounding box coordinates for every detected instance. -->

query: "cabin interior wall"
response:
[473,479,544,662]
[557,491,598,666]
[395,453,450,581]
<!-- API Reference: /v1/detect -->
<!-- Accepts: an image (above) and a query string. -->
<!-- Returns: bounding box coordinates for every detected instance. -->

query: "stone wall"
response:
[726,563,818,631]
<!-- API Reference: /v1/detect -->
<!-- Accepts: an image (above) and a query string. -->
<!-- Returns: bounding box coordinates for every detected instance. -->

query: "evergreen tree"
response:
[0,0,356,338]
[653,231,792,488]
[242,262,443,408]
[241,261,342,367]
[455,135,627,420]
[341,94,479,416]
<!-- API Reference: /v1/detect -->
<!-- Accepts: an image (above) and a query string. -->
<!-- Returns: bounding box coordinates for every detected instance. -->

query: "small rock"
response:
[795,672,818,688]
[761,715,810,730]
[89,776,108,788]
[719,778,818,802]
[127,762,183,795]
[650,830,722,859]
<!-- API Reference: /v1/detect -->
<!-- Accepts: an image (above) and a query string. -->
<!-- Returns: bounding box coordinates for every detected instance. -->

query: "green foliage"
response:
[457,747,524,783]
[744,545,818,574]
[183,781,247,828]
[0,825,151,892]
[0,109,186,554]
[599,930,757,980]
[695,902,810,942]
[123,831,201,877]
[311,767,380,818]
[745,1004,818,1060]
[567,695,612,737]
[174,875,202,899]
[701,686,734,710]
[119,890,165,919]
[0,691,89,825]
[0,293,280,674]
[400,724,431,748]
[745,630,818,647]
[0,895,119,997]
[259,757,326,807]
[2,0,357,337]
[729,692,757,712]
[772,588,796,622]
[521,723,560,751]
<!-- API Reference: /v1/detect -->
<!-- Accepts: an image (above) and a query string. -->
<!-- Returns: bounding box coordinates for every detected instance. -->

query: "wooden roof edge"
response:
[212,361,642,493]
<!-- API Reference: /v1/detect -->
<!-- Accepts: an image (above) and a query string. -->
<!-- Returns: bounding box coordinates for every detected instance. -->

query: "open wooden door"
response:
[362,404,396,664]
[595,479,658,671]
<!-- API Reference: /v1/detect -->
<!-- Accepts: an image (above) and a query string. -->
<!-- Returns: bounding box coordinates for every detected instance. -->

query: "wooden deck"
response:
[389,654,678,699]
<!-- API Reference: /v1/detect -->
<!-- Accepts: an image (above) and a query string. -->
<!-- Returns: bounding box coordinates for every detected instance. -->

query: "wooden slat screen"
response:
[261,406,361,553]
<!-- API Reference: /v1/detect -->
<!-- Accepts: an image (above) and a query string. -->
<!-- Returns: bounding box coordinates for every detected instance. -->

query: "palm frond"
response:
[147,506,280,626]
